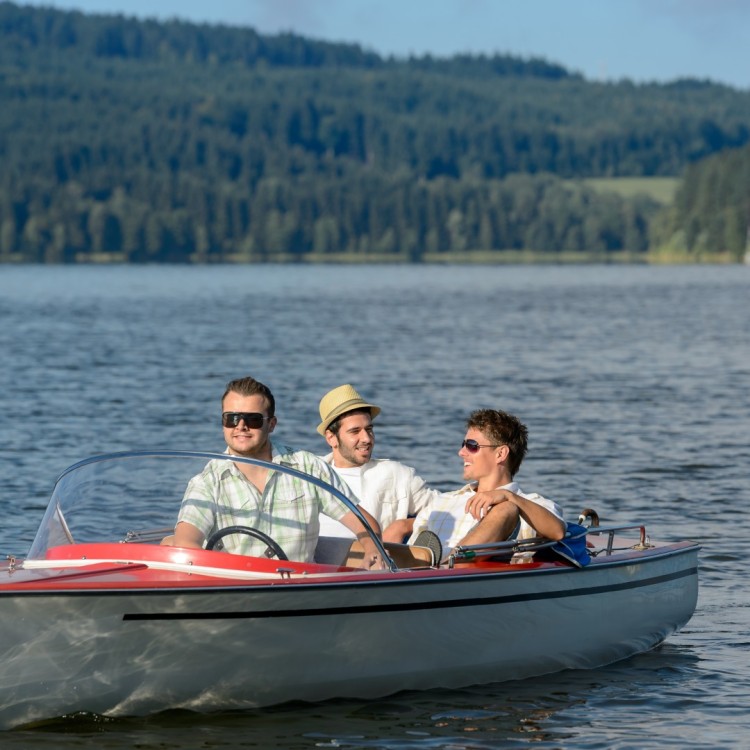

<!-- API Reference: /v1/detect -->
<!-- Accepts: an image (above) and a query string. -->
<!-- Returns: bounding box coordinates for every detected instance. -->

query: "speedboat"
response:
[0,450,699,729]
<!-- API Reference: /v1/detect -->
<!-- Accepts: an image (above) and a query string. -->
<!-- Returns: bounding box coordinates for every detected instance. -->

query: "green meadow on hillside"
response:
[582,177,679,205]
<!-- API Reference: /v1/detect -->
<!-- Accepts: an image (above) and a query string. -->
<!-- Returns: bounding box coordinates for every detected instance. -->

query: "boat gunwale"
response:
[0,539,700,596]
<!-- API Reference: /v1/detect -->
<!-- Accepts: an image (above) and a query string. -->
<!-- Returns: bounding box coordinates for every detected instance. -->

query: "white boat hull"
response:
[0,543,698,728]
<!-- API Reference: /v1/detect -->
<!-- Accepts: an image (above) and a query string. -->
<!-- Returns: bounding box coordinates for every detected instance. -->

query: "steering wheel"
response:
[205,525,289,560]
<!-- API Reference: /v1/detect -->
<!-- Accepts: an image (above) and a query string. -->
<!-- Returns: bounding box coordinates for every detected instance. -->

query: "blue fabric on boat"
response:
[550,523,591,567]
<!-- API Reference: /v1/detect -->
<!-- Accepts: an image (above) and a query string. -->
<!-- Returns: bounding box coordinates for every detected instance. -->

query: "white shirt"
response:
[318,455,440,538]
[407,481,563,550]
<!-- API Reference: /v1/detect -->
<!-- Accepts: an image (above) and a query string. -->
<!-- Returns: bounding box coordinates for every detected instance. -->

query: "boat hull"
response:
[0,542,698,728]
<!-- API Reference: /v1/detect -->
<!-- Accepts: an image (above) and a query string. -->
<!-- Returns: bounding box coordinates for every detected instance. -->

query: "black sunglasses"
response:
[222,412,267,429]
[461,439,503,454]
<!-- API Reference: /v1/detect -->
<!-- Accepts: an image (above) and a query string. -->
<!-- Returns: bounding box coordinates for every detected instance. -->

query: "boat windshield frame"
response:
[27,449,395,570]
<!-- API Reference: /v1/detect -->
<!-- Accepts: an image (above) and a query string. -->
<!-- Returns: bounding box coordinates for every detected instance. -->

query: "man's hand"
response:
[359,538,387,570]
[465,488,511,521]
[364,553,385,570]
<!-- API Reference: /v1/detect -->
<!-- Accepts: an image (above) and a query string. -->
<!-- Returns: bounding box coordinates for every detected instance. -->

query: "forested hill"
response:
[2,1,750,263]
[0,1,572,78]
[651,140,750,258]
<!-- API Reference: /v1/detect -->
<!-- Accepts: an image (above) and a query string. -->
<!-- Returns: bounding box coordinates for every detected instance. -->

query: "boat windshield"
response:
[27,450,378,561]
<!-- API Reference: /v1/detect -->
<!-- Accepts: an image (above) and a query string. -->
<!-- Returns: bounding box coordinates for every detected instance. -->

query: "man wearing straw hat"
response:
[316,384,440,543]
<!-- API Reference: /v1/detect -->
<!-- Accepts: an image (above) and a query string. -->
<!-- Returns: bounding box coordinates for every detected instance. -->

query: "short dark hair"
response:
[326,407,372,437]
[467,409,528,478]
[222,376,275,418]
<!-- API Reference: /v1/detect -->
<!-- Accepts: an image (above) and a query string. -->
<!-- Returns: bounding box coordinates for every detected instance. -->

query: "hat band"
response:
[323,398,372,422]
[329,398,370,414]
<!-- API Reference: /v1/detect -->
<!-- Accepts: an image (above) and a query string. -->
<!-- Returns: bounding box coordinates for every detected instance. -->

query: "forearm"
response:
[510,496,565,540]
[172,521,207,549]
[382,517,414,543]
[339,508,382,539]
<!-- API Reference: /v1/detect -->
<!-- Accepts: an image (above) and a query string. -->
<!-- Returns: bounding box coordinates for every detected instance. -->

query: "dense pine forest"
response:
[1,1,749,263]
[651,142,750,258]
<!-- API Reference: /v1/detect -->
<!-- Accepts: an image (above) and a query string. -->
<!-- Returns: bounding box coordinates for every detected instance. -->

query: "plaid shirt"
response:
[178,442,357,562]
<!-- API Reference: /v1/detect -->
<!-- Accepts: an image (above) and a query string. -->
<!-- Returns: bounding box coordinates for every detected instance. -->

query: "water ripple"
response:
[0,264,748,746]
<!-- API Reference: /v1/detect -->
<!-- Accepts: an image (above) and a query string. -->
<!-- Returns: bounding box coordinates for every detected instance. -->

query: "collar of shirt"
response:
[455,480,520,494]
[222,441,296,475]
[269,441,299,467]
[321,452,375,473]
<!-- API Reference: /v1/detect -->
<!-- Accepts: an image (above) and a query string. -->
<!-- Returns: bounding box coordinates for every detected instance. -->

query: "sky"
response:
[19,0,750,90]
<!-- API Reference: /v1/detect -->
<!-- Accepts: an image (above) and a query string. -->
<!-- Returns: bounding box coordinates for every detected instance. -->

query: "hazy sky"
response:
[19,0,750,90]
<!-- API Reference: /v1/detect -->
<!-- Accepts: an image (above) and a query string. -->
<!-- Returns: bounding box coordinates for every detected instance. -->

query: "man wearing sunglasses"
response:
[407,408,565,560]
[171,376,385,568]
[316,384,441,544]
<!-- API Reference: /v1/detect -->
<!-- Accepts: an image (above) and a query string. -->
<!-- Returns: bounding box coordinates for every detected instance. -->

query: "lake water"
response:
[0,263,748,748]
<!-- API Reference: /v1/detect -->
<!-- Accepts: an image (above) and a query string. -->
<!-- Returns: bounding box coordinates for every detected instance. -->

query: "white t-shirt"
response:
[318,465,362,538]
[317,456,439,539]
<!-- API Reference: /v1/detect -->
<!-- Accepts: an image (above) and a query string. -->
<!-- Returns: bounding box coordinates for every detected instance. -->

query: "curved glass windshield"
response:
[27,451,381,562]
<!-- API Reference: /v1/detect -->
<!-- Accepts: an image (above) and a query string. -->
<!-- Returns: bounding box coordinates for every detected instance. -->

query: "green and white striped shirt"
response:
[178,442,357,562]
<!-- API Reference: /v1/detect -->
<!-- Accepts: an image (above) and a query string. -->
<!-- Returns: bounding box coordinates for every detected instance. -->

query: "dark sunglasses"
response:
[222,412,267,429]
[461,439,503,454]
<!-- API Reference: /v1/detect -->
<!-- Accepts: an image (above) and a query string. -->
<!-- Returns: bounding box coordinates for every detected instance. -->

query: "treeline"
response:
[651,143,750,257]
[0,1,574,77]
[1,2,750,262]
[1,172,657,262]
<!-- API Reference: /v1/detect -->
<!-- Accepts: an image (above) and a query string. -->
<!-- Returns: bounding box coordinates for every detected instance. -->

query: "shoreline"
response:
[0,250,743,265]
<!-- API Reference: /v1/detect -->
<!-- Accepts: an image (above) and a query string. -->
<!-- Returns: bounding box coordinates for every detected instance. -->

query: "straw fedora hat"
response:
[317,384,381,435]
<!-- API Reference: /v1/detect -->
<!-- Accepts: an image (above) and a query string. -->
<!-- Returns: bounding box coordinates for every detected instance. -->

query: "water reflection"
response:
[5,646,702,749]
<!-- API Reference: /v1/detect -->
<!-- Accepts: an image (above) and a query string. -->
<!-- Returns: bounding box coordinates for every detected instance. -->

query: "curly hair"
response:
[467,409,528,477]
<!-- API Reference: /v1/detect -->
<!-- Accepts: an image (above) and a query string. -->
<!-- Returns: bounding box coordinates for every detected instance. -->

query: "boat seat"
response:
[344,540,434,569]
[314,536,434,568]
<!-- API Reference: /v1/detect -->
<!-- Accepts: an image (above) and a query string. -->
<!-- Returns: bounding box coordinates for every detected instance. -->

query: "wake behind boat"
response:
[0,450,699,729]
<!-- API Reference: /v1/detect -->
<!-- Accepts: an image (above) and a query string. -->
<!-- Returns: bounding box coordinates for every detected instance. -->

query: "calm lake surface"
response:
[0,263,748,748]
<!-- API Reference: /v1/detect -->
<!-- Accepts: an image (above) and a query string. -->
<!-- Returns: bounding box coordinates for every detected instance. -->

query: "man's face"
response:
[458,427,501,483]
[326,412,374,468]
[222,392,276,458]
